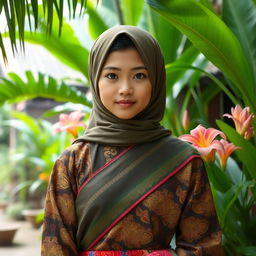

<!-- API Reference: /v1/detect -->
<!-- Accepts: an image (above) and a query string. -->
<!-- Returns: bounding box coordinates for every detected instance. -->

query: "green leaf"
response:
[205,162,233,193]
[0,71,92,107]
[225,156,244,185]
[10,111,41,136]
[13,180,33,194]
[30,0,39,30]
[0,0,88,61]
[29,179,44,193]
[0,34,7,63]
[146,6,183,63]
[43,102,91,117]
[237,246,256,256]
[120,0,144,25]
[216,120,256,179]
[23,10,89,78]
[222,0,256,103]
[14,0,26,45]
[165,46,202,96]
[146,0,256,110]
[87,2,109,40]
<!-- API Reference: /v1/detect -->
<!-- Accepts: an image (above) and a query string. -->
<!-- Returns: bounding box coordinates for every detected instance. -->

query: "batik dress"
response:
[41,137,223,256]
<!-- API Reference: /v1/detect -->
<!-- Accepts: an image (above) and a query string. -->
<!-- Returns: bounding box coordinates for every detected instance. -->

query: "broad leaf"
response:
[146,6,183,63]
[216,120,256,179]
[222,0,256,101]
[87,1,109,40]
[120,0,144,25]
[146,0,256,110]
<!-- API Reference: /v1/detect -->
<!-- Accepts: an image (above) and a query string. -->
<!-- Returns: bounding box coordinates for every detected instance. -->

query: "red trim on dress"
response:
[87,154,201,250]
[77,145,133,195]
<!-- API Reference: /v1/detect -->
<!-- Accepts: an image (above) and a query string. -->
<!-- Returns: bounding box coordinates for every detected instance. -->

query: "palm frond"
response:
[0,0,89,62]
[0,71,92,107]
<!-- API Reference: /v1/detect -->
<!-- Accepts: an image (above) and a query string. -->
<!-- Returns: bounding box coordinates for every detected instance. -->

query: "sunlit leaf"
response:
[0,71,92,106]
[216,120,256,179]
[222,0,256,96]
[146,0,256,110]
[120,0,144,25]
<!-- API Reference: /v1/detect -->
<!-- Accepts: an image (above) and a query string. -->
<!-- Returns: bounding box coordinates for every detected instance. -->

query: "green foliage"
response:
[6,202,28,220]
[146,0,256,110]
[0,71,92,106]
[23,7,90,78]
[2,111,72,199]
[222,0,256,90]
[120,0,144,25]
[0,0,88,61]
[216,120,256,179]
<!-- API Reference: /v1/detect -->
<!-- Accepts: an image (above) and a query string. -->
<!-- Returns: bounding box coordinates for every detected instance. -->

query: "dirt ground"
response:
[0,210,41,255]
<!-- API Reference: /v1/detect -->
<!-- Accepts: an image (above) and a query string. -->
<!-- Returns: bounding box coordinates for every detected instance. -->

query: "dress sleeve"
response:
[41,155,79,256]
[175,159,224,256]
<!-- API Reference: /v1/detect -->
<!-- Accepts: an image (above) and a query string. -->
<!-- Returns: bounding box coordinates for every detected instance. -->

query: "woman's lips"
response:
[116,100,135,108]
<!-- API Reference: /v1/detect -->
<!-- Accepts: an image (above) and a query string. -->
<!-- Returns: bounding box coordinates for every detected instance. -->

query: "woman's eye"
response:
[106,73,118,80]
[134,73,146,80]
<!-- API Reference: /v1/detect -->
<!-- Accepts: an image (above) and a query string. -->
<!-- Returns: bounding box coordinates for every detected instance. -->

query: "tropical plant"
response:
[0,71,91,106]
[146,0,256,112]
[180,104,256,255]
[2,111,75,205]
[0,0,88,61]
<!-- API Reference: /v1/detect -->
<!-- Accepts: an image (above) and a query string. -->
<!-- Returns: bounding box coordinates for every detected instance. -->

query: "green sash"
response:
[76,136,200,251]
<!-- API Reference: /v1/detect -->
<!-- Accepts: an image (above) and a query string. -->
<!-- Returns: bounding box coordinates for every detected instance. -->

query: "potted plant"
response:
[0,224,20,246]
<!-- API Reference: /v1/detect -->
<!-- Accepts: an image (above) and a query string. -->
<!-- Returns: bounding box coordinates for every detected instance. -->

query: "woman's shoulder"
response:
[58,141,91,162]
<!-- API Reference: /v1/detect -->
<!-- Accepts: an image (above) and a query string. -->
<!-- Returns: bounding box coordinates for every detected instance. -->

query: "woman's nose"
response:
[118,80,133,95]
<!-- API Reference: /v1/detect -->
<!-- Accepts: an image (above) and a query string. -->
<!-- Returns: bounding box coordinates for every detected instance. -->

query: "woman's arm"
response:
[41,156,79,256]
[175,159,224,256]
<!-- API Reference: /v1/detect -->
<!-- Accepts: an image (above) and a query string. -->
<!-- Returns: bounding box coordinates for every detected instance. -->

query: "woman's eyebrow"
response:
[102,66,120,70]
[132,66,148,70]
[102,66,147,71]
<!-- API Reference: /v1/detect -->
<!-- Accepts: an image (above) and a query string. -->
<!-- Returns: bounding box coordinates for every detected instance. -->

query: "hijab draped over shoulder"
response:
[75,25,171,146]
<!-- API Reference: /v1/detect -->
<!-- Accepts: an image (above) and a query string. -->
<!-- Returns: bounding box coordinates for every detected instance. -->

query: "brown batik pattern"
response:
[41,142,223,256]
[92,159,223,255]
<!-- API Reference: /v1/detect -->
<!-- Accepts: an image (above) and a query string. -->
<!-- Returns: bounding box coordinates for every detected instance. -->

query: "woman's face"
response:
[98,48,152,120]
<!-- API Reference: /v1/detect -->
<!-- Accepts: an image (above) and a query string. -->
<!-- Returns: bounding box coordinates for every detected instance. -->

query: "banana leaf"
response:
[146,5,183,64]
[86,1,109,40]
[146,0,256,110]
[222,0,256,88]
[120,0,144,25]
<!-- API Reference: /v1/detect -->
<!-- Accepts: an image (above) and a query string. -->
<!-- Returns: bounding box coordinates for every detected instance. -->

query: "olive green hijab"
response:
[76,25,171,146]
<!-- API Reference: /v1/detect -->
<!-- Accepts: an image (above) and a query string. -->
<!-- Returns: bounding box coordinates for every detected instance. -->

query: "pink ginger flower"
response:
[216,139,240,168]
[182,110,190,131]
[179,124,226,162]
[223,104,254,139]
[52,111,85,137]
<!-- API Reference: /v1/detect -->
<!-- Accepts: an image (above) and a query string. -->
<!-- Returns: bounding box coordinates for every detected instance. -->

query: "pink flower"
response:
[179,124,226,162]
[216,139,240,168]
[52,111,85,137]
[223,104,254,139]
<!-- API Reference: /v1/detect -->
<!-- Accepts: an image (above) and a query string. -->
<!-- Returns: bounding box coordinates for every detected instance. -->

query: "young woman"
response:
[41,25,223,256]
